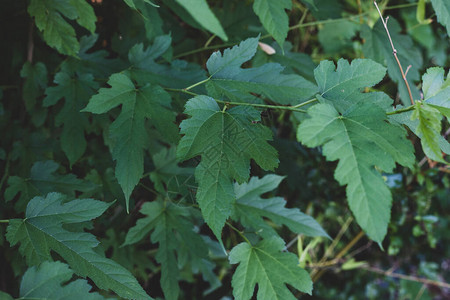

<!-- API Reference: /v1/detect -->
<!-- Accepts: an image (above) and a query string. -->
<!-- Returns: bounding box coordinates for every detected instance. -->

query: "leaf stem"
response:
[292,98,317,108]
[386,105,415,115]
[164,87,309,113]
[214,99,307,113]
[374,1,415,105]
[0,220,10,223]
[226,221,251,245]
[184,76,211,91]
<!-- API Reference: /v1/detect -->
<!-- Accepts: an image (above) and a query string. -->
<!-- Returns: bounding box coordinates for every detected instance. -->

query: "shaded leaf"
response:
[173,0,228,41]
[233,175,329,239]
[19,261,104,300]
[44,70,99,166]
[229,237,312,299]
[6,193,151,299]
[431,0,450,36]
[28,0,95,55]
[83,73,178,211]
[124,200,217,300]
[5,160,96,212]
[20,62,48,111]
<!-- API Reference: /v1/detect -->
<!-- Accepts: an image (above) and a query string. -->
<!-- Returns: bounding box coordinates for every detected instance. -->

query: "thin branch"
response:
[0,220,10,224]
[374,1,415,105]
[174,2,418,59]
[27,21,34,63]
[226,222,251,245]
[361,265,450,289]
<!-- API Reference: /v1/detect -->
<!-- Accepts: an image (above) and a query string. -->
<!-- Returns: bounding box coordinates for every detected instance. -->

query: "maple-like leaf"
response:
[18,261,105,300]
[233,175,329,239]
[229,237,312,299]
[28,0,96,55]
[5,160,96,212]
[298,59,415,243]
[206,37,317,104]
[82,73,179,211]
[361,17,423,103]
[431,0,450,36]
[123,200,217,300]
[177,96,279,240]
[44,70,99,166]
[6,193,151,299]
[128,36,207,89]
[253,0,291,48]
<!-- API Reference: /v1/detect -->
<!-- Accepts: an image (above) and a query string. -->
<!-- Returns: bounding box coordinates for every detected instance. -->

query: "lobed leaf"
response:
[233,175,329,239]
[229,237,312,299]
[124,200,217,300]
[19,261,104,300]
[83,73,178,211]
[28,0,96,56]
[6,193,151,299]
[177,96,278,240]
[206,37,317,104]
[44,70,99,166]
[298,59,415,243]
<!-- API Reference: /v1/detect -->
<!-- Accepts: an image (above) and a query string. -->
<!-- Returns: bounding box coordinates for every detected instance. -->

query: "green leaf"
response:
[5,160,96,212]
[361,17,423,103]
[253,0,291,48]
[6,193,151,299]
[314,58,389,113]
[229,237,312,299]
[44,70,99,166]
[128,37,207,89]
[412,102,445,163]
[431,0,450,36]
[298,101,414,243]
[422,67,450,119]
[389,106,450,156]
[20,62,48,111]
[149,147,195,195]
[206,37,318,104]
[83,73,178,211]
[177,96,278,240]
[28,0,95,56]
[173,0,228,41]
[123,200,216,300]
[19,261,105,300]
[318,20,359,54]
[297,59,415,243]
[233,175,329,239]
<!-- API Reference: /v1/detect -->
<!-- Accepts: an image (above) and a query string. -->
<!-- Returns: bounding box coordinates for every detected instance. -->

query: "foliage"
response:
[0,0,449,299]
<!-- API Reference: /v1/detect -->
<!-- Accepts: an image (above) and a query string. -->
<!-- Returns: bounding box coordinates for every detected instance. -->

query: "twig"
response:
[374,1,415,105]
[361,265,450,289]
[27,21,34,63]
